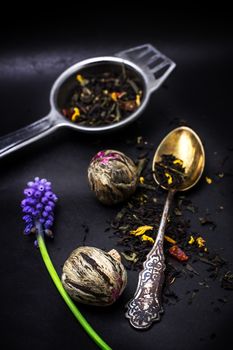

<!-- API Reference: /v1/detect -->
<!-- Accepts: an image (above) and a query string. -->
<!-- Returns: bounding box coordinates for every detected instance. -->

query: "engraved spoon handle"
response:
[125,190,175,329]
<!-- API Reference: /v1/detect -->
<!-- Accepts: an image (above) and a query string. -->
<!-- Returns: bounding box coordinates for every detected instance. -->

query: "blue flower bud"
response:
[21,199,28,207]
[23,215,32,222]
[34,190,42,198]
[22,177,57,240]
[23,206,32,213]
[48,201,55,208]
[41,197,48,204]
[32,210,39,217]
[24,188,35,197]
[45,220,53,228]
[27,198,36,205]
[45,191,54,199]
[24,223,33,234]
[36,203,43,210]
[45,205,52,212]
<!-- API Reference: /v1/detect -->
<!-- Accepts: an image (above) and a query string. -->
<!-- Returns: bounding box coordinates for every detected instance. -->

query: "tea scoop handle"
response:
[0,112,62,159]
[115,44,176,93]
[125,190,174,329]
[125,239,165,329]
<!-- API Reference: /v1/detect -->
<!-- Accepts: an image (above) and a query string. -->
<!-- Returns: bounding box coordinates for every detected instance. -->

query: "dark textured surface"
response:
[0,12,233,350]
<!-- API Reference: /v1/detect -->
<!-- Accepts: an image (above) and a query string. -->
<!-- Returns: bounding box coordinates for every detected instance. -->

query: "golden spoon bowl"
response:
[152,126,205,191]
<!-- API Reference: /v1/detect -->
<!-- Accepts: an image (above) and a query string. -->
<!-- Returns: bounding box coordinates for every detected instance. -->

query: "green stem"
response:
[36,224,112,350]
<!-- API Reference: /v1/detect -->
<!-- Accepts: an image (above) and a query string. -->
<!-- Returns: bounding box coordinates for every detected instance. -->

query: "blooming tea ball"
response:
[88,150,138,205]
[62,246,127,306]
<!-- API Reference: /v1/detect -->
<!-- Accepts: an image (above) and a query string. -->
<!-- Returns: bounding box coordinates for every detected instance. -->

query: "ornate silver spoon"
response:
[125,126,205,329]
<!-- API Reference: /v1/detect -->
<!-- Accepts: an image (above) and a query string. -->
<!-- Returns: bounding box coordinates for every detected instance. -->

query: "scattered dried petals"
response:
[165,172,173,185]
[117,92,126,99]
[173,159,183,165]
[196,236,206,248]
[76,74,88,86]
[139,177,145,184]
[141,234,154,244]
[130,225,153,236]
[136,94,141,106]
[121,252,138,262]
[169,245,189,261]
[164,235,176,244]
[119,100,137,111]
[110,92,118,101]
[188,235,195,245]
[71,107,80,122]
[205,176,212,184]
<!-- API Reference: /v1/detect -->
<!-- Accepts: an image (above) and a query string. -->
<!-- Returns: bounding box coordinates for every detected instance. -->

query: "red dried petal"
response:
[62,108,68,117]
[169,245,189,262]
[119,100,137,111]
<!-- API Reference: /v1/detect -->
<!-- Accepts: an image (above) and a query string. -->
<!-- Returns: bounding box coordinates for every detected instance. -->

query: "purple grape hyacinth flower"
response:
[21,177,58,239]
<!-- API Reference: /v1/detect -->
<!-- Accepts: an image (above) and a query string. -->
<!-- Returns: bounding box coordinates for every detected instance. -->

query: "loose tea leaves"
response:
[221,271,233,290]
[154,154,186,188]
[110,159,191,270]
[108,137,232,307]
[62,67,143,127]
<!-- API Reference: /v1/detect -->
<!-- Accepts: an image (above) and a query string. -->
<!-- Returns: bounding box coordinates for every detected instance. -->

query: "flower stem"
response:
[36,223,112,350]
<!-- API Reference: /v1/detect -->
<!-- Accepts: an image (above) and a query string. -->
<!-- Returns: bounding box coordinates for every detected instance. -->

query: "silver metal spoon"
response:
[125,126,205,329]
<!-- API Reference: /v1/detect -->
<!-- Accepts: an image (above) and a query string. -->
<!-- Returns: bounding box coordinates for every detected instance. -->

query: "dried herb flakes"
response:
[108,138,232,305]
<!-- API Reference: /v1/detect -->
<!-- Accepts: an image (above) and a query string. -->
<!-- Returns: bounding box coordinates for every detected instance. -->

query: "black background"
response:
[0,10,233,350]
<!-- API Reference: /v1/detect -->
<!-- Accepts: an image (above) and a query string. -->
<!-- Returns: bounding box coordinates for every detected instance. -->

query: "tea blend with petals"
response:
[154,154,186,188]
[61,67,143,127]
[106,137,232,306]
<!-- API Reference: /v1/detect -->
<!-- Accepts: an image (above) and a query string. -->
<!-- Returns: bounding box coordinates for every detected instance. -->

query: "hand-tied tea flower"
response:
[21,177,112,350]
[88,150,138,205]
[62,247,127,306]
[61,67,143,127]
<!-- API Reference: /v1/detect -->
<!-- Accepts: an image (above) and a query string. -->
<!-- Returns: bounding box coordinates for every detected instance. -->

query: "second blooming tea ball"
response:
[88,150,138,205]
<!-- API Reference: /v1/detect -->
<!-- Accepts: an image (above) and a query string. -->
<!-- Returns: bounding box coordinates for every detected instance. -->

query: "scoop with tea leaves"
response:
[125,127,205,329]
[153,154,186,189]
[62,68,143,127]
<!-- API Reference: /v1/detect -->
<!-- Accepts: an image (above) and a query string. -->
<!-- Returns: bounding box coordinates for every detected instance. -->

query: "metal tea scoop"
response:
[125,126,205,329]
[0,44,175,159]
